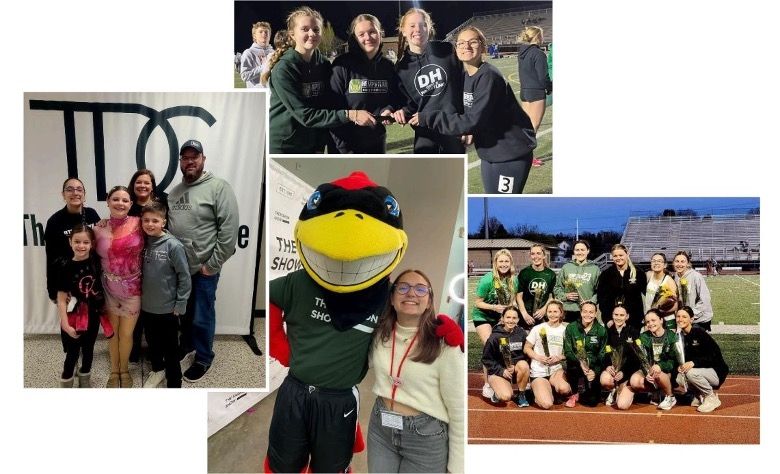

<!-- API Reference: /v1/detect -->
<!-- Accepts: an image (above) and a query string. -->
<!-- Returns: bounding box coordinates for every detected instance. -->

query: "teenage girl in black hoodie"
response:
[329,14,401,154]
[411,27,537,194]
[517,26,552,167]
[391,8,465,154]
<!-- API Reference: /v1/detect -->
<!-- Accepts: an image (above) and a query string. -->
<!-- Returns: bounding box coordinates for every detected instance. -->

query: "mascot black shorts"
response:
[267,374,360,473]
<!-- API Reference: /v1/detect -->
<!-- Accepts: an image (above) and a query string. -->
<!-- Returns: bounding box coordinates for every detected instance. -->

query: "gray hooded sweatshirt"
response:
[141,232,192,315]
[167,171,239,275]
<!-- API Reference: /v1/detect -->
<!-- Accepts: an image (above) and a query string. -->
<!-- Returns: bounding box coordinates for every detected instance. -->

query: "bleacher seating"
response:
[621,214,760,263]
[445,8,553,46]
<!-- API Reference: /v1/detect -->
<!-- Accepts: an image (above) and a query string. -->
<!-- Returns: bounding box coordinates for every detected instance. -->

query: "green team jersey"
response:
[517,266,556,315]
[563,320,608,373]
[638,330,680,374]
[270,269,380,389]
[471,272,518,324]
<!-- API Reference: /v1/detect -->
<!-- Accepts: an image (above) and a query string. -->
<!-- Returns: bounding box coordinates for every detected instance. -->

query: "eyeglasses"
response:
[179,155,202,163]
[64,186,84,193]
[394,283,430,297]
[650,259,665,263]
[455,40,481,49]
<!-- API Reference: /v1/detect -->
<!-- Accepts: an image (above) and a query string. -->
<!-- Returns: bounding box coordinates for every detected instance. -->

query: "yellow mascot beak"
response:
[296,210,408,293]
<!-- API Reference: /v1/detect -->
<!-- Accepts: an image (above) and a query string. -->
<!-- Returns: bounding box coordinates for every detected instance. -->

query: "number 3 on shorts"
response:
[498,175,514,194]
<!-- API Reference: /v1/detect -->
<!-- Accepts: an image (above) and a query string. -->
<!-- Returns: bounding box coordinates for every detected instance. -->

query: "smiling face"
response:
[675,309,693,332]
[650,254,666,274]
[644,311,663,334]
[69,230,93,260]
[573,242,589,263]
[292,15,321,54]
[501,308,520,330]
[402,12,430,50]
[612,248,628,269]
[62,178,85,210]
[495,254,512,276]
[546,303,562,324]
[354,19,381,58]
[107,189,131,218]
[530,245,545,268]
[455,29,483,64]
[580,302,597,326]
[673,254,689,275]
[612,306,628,328]
[142,211,165,237]
[133,173,153,203]
[391,271,432,320]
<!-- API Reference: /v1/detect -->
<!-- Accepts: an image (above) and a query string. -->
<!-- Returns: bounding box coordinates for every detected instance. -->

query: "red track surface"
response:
[468,372,760,444]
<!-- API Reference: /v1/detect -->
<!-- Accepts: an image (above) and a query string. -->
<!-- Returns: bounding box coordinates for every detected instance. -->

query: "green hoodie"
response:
[554,259,600,312]
[268,47,350,153]
[167,171,239,275]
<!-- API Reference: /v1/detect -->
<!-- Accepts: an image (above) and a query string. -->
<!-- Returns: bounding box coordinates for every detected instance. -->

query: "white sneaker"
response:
[658,395,677,410]
[697,394,722,413]
[143,370,165,388]
[482,383,495,399]
[605,389,616,406]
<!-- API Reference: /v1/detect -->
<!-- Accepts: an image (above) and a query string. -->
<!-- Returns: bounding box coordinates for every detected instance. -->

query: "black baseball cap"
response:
[180,139,204,154]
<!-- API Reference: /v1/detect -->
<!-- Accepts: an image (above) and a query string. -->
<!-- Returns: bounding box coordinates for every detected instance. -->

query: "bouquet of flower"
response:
[494,279,512,307]
[630,338,656,387]
[499,337,513,374]
[674,331,688,391]
[539,326,551,376]
[531,285,545,315]
[605,343,625,394]
[679,278,689,307]
[650,283,674,309]
[575,339,591,387]
[564,276,582,302]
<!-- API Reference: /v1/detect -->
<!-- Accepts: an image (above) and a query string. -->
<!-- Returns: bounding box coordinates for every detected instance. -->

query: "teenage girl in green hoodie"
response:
[263,6,375,153]
[553,240,600,323]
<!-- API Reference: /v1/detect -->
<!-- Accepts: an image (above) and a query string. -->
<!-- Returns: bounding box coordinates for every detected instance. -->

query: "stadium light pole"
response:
[483,197,489,239]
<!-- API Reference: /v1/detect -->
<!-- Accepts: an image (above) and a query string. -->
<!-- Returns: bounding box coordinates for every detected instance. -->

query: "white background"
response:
[3,0,777,471]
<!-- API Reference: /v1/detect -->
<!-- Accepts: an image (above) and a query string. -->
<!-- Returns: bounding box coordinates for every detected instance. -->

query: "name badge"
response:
[380,410,403,430]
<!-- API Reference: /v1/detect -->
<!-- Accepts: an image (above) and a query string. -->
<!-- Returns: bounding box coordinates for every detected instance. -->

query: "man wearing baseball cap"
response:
[167,139,240,382]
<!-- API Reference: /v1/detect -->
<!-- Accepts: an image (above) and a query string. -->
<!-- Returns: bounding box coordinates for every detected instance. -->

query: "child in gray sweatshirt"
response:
[140,202,191,388]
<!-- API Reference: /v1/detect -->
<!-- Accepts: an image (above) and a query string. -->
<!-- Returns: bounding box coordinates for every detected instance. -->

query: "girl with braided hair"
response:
[263,6,375,153]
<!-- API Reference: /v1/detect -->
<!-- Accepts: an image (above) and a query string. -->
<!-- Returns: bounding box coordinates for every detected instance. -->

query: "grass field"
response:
[467,273,760,326]
[467,333,760,375]
[235,55,553,193]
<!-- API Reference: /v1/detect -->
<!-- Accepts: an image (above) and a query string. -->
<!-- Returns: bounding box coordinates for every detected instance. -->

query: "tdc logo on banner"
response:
[29,100,217,200]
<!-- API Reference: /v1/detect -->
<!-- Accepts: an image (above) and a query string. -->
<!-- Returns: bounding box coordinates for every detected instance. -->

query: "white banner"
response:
[23,92,265,335]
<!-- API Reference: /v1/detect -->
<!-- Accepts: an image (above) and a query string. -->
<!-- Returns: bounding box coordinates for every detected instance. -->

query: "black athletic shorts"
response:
[267,374,359,473]
[521,88,546,102]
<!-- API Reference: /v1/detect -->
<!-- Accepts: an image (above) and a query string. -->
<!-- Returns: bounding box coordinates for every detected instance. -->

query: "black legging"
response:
[61,314,99,379]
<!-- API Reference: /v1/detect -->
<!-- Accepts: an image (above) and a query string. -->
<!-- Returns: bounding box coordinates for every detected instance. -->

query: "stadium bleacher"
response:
[445,7,553,48]
[620,214,760,265]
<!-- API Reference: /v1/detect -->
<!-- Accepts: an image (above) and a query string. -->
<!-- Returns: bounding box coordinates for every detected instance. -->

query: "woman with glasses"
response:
[45,178,101,302]
[410,26,536,193]
[644,252,679,330]
[368,269,464,473]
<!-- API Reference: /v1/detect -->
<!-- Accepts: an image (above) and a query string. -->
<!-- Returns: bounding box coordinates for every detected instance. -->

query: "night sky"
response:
[233,0,552,51]
[468,197,761,235]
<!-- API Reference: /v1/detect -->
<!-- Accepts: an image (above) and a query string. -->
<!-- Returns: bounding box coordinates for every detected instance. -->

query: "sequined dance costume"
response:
[94,216,144,317]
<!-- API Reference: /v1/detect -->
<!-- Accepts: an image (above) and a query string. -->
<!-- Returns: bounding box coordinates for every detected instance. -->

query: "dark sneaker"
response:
[514,392,530,408]
[183,362,210,383]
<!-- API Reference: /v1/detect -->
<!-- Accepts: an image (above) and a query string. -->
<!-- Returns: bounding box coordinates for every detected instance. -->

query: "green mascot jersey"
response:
[270,269,381,389]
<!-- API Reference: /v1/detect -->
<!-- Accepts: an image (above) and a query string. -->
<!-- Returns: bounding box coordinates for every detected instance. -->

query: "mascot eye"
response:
[306,191,322,211]
[384,196,400,217]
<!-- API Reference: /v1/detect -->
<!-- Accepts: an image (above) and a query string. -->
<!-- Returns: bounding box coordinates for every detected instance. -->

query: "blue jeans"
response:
[367,398,448,473]
[181,272,220,366]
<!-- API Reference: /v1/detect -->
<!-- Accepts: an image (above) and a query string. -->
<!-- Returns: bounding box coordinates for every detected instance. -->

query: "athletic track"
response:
[468,372,759,444]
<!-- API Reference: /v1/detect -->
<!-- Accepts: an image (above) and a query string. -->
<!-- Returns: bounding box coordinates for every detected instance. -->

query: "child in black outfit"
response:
[55,224,110,388]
